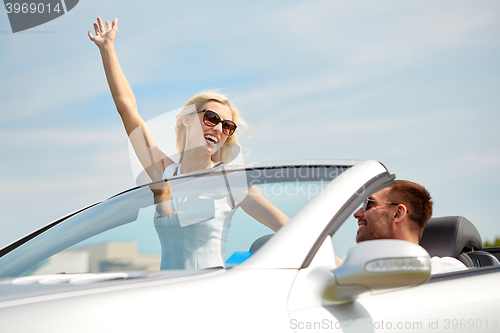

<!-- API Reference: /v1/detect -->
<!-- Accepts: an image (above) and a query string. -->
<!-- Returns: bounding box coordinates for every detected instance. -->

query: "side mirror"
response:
[324,239,431,302]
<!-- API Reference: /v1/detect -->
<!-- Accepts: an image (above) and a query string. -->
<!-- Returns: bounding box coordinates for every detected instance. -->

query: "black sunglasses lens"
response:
[222,121,237,136]
[203,110,221,127]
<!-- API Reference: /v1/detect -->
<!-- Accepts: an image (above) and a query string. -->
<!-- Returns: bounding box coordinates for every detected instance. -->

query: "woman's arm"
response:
[150,181,182,218]
[239,185,290,232]
[88,17,173,181]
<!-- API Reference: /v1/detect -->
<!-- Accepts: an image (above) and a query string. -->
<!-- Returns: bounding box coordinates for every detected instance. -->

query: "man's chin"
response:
[356,228,375,243]
[355,231,365,243]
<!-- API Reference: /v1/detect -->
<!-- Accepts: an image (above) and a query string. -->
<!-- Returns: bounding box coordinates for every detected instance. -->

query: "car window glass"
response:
[331,212,358,260]
[226,181,329,264]
[0,166,345,278]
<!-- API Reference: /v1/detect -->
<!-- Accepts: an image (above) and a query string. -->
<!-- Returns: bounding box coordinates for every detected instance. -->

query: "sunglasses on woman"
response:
[196,110,237,136]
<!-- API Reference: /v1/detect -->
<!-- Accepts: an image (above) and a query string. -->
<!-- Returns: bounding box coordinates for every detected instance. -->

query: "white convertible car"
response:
[0,160,498,332]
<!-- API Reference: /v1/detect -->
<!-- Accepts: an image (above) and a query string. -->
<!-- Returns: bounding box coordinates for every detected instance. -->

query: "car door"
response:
[351,268,500,333]
[289,234,500,333]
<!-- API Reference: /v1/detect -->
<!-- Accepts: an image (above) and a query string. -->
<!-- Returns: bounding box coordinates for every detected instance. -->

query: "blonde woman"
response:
[89,18,289,270]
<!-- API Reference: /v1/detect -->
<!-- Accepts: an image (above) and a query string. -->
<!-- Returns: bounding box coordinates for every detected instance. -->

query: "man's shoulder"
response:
[430,256,468,274]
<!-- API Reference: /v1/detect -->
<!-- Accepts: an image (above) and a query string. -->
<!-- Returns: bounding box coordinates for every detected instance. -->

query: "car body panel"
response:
[0,268,298,332]
[289,268,500,332]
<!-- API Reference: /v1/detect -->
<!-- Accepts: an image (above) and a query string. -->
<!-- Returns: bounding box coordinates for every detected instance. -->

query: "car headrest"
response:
[249,234,273,253]
[419,216,482,258]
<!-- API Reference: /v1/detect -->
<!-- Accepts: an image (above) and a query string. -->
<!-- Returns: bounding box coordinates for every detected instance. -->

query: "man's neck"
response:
[394,229,419,244]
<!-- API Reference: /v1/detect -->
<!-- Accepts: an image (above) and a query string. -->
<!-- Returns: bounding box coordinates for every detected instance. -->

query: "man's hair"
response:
[387,180,433,237]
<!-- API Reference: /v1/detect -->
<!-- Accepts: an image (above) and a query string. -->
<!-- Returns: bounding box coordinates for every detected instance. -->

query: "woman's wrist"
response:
[99,39,115,51]
[151,187,173,203]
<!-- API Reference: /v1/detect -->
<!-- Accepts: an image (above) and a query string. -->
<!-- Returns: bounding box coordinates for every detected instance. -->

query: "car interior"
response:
[249,216,500,271]
[419,216,500,268]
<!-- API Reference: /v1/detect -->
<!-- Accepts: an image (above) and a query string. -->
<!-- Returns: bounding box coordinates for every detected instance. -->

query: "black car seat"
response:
[419,216,500,268]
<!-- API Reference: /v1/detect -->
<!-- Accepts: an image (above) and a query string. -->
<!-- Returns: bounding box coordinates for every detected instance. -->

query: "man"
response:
[353,180,467,274]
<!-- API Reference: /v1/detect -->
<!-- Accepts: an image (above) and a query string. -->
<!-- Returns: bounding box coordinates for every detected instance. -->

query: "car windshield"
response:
[0,164,350,278]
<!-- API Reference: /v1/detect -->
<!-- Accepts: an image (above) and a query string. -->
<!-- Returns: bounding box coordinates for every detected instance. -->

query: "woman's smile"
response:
[204,133,219,147]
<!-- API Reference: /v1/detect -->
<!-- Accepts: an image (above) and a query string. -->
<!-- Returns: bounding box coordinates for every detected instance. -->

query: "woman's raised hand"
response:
[88,17,118,48]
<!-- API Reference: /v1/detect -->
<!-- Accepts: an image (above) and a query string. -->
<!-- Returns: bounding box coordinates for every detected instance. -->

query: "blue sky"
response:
[1,0,499,248]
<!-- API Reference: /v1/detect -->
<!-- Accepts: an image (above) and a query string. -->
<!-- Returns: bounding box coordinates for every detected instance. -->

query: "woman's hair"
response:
[175,91,247,163]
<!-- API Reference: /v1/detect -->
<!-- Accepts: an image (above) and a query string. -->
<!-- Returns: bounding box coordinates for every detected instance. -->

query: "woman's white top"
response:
[154,162,237,270]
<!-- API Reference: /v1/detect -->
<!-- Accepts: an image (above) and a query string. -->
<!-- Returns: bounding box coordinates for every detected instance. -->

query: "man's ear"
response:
[393,204,408,223]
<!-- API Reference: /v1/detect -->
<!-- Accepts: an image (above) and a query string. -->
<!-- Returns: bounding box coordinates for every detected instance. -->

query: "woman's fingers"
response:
[89,17,118,44]
[92,18,117,37]
[97,17,105,33]
[156,210,183,219]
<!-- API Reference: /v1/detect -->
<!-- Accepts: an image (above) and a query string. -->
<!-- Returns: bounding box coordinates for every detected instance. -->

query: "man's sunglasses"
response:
[362,199,400,212]
[196,110,237,136]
